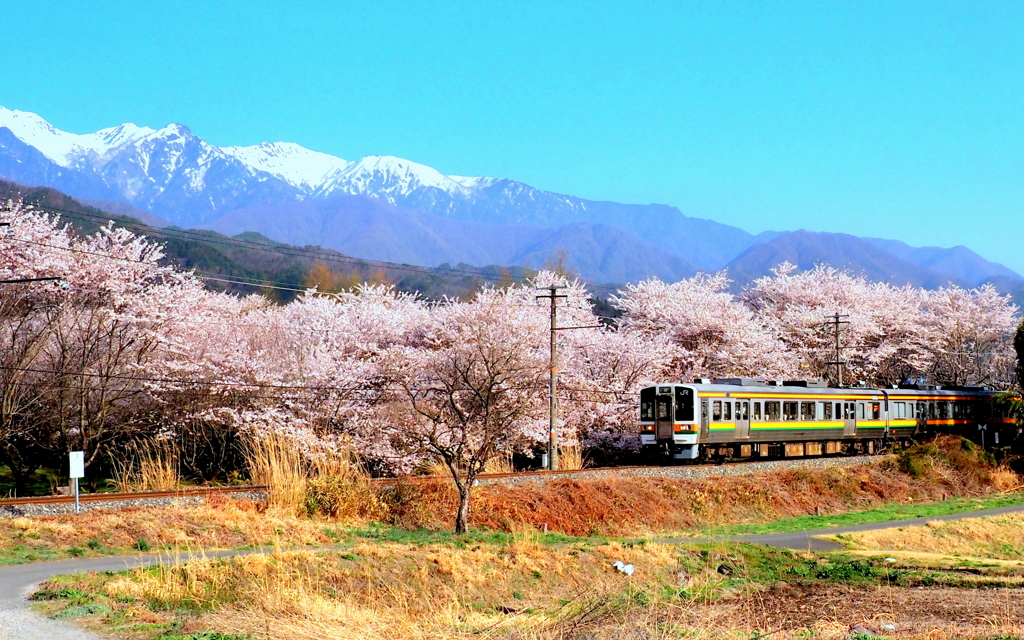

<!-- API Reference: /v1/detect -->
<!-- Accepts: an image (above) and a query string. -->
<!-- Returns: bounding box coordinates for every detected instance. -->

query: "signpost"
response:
[69,451,84,514]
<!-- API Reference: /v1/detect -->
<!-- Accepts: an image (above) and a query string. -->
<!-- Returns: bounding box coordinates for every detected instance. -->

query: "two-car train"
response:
[640,378,1020,461]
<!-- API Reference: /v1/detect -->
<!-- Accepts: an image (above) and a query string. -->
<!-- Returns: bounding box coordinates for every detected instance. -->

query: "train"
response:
[639,378,1021,461]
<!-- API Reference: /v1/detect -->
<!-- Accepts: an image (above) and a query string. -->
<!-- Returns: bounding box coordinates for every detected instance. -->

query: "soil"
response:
[695,583,1024,638]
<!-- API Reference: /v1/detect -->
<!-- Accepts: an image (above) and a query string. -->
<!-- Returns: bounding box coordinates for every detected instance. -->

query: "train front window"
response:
[674,387,694,422]
[656,397,671,420]
[640,388,655,421]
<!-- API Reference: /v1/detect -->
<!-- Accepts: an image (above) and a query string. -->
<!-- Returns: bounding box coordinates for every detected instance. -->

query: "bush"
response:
[304,475,381,519]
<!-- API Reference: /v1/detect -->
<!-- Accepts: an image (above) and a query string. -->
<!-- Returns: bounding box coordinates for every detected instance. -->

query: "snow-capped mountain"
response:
[0,107,155,166]
[220,142,349,192]
[0,106,764,271]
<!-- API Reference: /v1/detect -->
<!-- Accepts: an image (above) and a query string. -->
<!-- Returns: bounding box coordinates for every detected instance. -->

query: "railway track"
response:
[0,454,878,508]
[0,484,265,508]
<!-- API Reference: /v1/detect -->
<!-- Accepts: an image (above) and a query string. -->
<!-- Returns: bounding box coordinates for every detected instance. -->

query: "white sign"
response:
[69,451,85,479]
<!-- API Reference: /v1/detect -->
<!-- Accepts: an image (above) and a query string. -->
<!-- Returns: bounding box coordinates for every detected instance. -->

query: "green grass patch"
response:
[685,491,1024,538]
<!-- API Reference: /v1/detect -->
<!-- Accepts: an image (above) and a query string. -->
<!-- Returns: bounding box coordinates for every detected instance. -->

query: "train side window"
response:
[907,402,915,418]
[894,402,904,419]
[712,401,722,421]
[753,402,762,420]
[766,401,781,421]
[857,403,865,420]
[918,401,926,418]
[837,402,844,419]
[938,402,949,420]
[724,402,732,421]
[783,401,798,421]
[823,402,832,420]
[870,402,880,420]
[801,402,814,421]
[737,402,748,421]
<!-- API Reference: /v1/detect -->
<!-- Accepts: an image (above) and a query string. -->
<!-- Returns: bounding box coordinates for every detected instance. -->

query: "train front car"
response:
[639,384,700,460]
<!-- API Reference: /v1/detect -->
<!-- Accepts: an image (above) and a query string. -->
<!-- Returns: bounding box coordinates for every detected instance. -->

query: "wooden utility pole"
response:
[536,286,567,470]
[824,313,850,387]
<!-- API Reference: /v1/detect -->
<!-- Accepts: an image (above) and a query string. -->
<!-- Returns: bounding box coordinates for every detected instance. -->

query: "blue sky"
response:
[3,1,1023,272]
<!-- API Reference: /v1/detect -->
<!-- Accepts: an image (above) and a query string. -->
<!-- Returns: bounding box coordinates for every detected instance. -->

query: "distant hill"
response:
[725,230,971,289]
[203,195,698,284]
[864,238,1021,286]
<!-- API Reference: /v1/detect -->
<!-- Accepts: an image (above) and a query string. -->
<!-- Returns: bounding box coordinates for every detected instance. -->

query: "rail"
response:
[0,455,878,507]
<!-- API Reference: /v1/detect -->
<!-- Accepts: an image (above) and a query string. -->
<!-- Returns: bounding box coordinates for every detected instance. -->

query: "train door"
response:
[655,392,673,440]
[735,400,750,439]
[843,401,856,436]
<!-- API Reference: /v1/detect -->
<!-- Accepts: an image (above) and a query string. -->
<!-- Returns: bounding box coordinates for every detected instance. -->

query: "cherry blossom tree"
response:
[921,284,1018,386]
[613,272,797,383]
[743,264,932,386]
[382,284,548,532]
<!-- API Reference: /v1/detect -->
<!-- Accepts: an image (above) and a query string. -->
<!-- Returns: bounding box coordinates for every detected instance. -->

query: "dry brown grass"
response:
[243,432,381,520]
[558,444,585,470]
[111,440,181,492]
[484,453,515,474]
[836,511,1024,561]
[78,542,739,640]
[0,497,335,556]
[243,432,308,516]
[387,436,1022,536]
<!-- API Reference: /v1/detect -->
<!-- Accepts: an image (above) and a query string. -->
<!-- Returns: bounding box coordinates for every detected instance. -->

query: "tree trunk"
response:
[455,482,471,533]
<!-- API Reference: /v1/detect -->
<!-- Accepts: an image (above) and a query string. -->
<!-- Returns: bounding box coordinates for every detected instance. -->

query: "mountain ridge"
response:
[1,105,1021,298]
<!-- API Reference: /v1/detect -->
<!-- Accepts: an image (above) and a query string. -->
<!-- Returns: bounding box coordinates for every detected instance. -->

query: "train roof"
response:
[641,381,1000,398]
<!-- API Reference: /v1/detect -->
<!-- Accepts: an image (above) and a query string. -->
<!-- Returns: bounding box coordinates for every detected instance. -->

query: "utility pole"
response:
[824,313,850,387]
[536,286,567,470]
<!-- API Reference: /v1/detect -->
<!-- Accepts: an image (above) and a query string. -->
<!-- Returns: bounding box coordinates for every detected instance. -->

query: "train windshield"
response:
[640,387,655,421]
[675,387,694,422]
